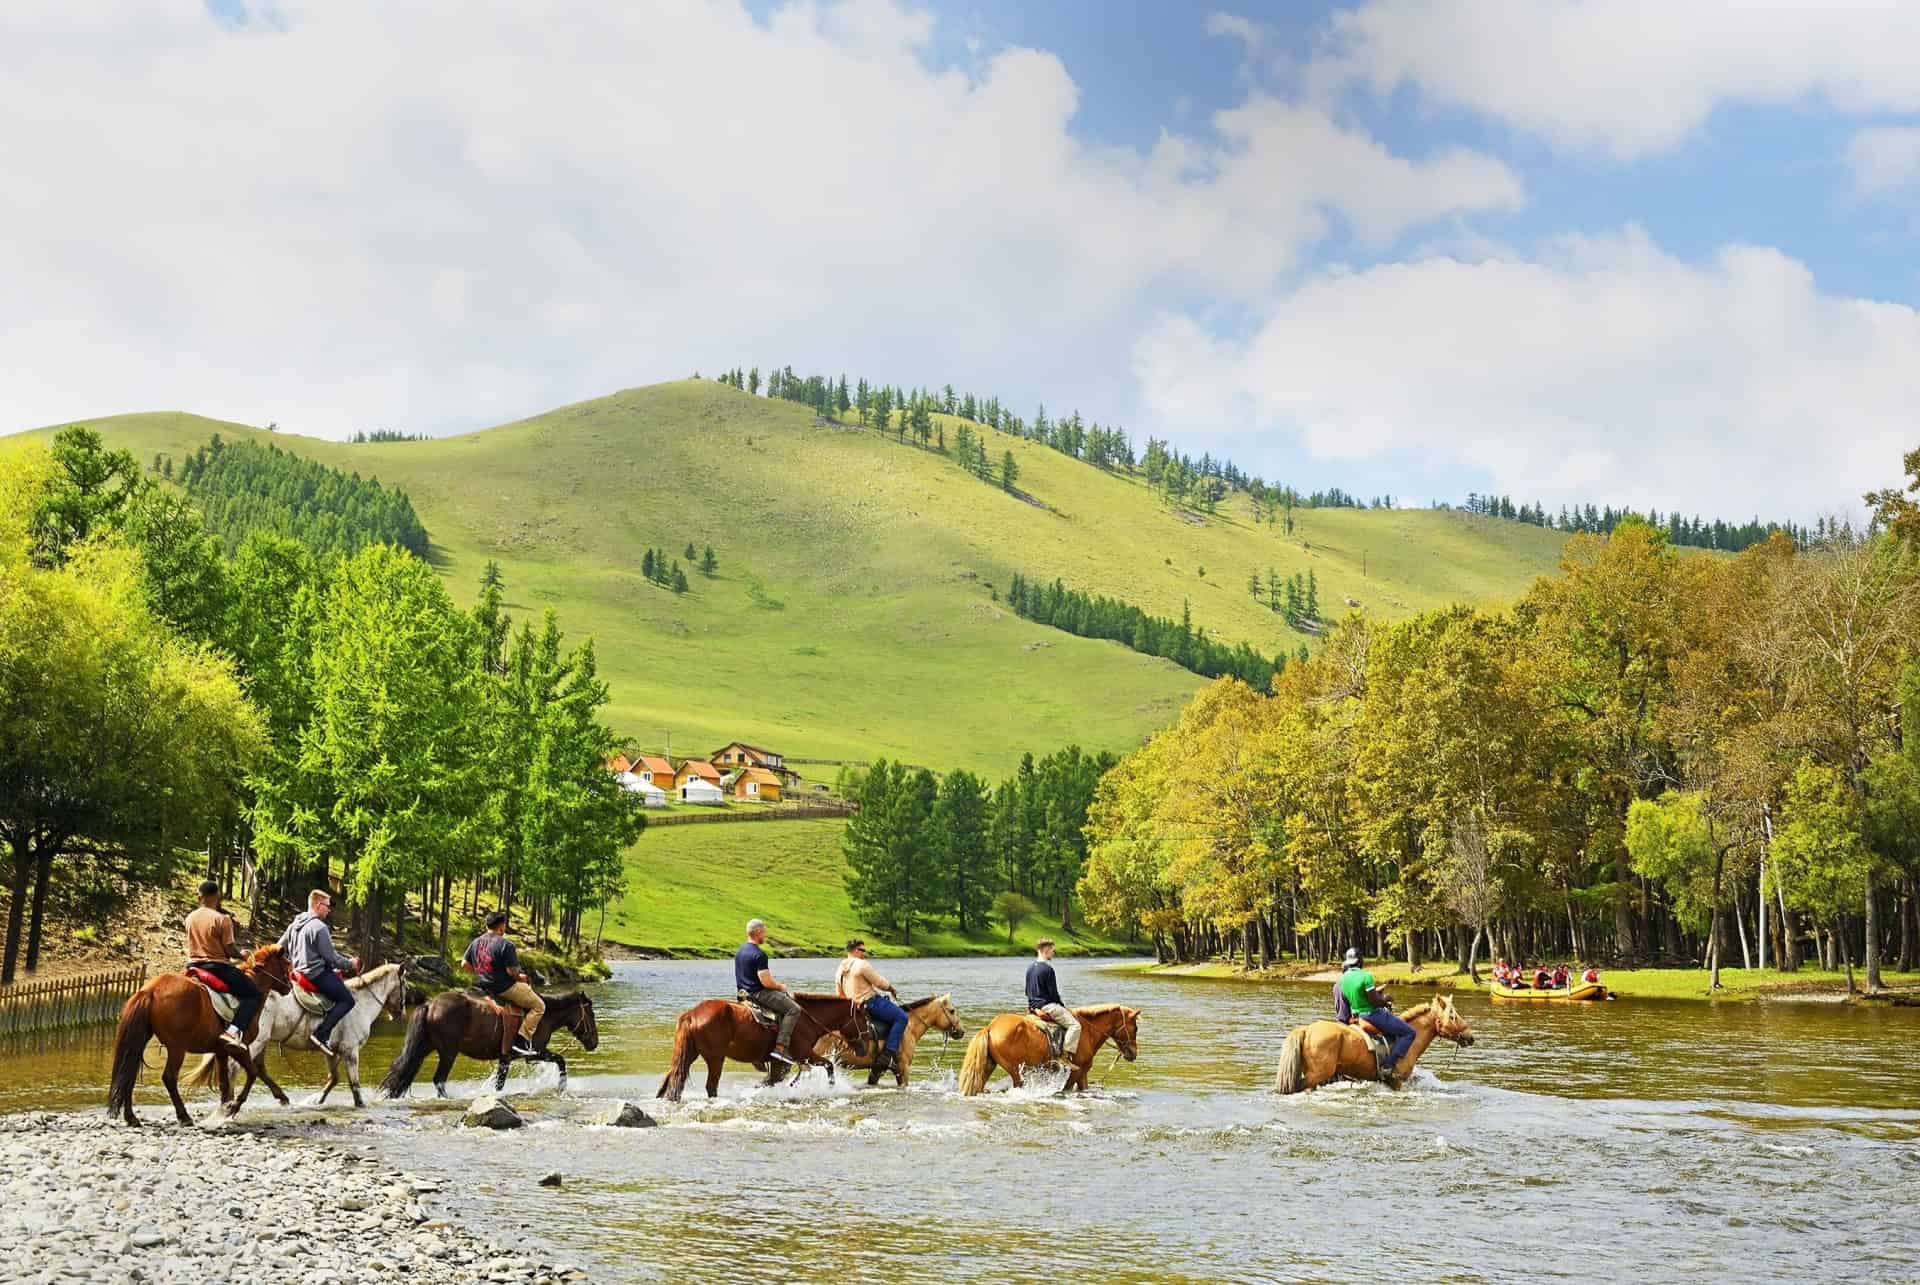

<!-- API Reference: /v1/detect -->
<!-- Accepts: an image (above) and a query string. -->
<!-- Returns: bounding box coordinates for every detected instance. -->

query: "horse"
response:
[378,988,598,1098]
[1272,994,1476,1095]
[106,944,293,1126]
[811,994,966,1086]
[956,1004,1140,1095]
[184,961,409,1108]
[655,992,867,1103]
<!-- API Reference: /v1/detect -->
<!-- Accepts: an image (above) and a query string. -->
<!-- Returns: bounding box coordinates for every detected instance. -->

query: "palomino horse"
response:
[378,989,598,1098]
[656,992,866,1102]
[106,944,293,1126]
[811,994,966,1086]
[1273,994,1476,1095]
[186,961,409,1107]
[956,1005,1140,1095]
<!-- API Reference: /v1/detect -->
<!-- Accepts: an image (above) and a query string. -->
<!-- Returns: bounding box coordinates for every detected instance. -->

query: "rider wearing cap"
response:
[1336,947,1415,1084]
[735,918,802,1064]
[462,910,542,1059]
[184,879,259,1053]
[836,939,908,1086]
[277,888,360,1054]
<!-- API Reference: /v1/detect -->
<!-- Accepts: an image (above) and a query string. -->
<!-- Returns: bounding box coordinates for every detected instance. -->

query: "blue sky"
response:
[6,0,1919,521]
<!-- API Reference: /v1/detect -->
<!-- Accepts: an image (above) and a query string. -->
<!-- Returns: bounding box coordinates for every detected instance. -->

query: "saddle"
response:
[735,991,779,1029]
[185,966,240,1025]
[1348,1017,1394,1080]
[289,968,340,1018]
[1026,1014,1069,1063]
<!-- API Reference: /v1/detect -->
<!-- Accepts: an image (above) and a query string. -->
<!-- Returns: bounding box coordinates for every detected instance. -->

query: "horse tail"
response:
[183,1052,218,1090]
[956,1027,993,1096]
[378,1004,433,1099]
[656,1013,696,1102]
[106,988,154,1119]
[1274,1026,1308,1096]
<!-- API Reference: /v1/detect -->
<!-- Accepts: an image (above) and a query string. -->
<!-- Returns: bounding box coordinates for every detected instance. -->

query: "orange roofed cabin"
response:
[673,759,723,800]
[710,741,785,771]
[731,766,783,802]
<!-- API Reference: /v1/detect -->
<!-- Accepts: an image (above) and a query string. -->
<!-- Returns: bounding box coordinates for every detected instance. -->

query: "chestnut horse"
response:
[1273,994,1476,1095]
[378,989,598,1098]
[656,992,866,1102]
[106,944,293,1126]
[956,1004,1140,1095]
[811,994,966,1086]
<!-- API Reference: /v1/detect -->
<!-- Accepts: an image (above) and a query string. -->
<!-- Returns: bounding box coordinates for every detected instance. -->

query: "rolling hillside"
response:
[16,381,1568,774]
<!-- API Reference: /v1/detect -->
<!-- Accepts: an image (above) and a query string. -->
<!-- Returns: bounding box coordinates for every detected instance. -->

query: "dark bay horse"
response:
[656,992,865,1102]
[956,1004,1140,1095]
[107,944,293,1125]
[378,989,598,1097]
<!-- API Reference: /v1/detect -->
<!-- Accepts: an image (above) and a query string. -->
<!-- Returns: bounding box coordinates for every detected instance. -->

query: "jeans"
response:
[1360,1008,1415,1065]
[309,968,356,1045]
[743,988,802,1049]
[192,959,263,1035]
[863,993,909,1054]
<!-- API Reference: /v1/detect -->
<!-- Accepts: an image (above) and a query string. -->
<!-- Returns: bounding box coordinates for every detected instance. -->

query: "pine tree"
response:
[671,562,688,593]
[1000,450,1019,493]
[748,367,760,395]
[684,542,696,562]
[1305,569,1319,621]
[642,549,655,580]
[1285,574,1302,624]
[701,545,717,576]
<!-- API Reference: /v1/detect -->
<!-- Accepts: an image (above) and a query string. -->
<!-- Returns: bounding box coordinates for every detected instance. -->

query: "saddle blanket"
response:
[185,968,240,1025]
[289,968,341,1017]
[1348,1019,1392,1076]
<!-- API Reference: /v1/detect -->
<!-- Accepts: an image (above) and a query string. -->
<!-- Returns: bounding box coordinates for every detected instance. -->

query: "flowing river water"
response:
[6,956,1920,1282]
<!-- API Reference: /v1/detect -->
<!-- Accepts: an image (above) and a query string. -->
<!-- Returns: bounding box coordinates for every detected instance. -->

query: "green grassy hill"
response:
[17,382,1567,775]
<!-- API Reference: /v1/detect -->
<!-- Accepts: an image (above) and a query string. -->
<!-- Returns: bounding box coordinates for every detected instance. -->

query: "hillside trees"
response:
[179,436,428,560]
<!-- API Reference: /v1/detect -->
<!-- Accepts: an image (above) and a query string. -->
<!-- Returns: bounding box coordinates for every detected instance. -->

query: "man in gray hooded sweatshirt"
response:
[278,888,360,1053]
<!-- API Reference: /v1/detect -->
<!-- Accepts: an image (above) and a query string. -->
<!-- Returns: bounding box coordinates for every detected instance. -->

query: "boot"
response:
[500,1011,523,1061]
[866,1049,893,1087]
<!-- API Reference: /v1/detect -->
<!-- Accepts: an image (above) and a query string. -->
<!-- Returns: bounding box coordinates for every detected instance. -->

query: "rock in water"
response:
[462,1095,523,1130]
[589,1100,657,1128]
[539,1171,563,1187]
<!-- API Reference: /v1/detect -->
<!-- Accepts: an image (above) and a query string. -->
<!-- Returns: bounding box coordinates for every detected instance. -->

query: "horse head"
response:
[1111,1006,1141,1062]
[1428,993,1475,1048]
[919,993,965,1041]
[565,993,600,1051]
[379,959,409,1022]
[246,944,293,995]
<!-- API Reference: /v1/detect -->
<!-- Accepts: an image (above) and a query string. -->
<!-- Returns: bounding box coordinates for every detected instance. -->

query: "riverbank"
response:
[1105,958,1920,1003]
[0,1111,586,1284]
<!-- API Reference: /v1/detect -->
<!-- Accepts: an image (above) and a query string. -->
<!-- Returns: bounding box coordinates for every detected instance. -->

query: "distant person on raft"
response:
[184,879,260,1054]
[1337,947,1414,1084]
[462,910,542,1060]
[735,918,802,1065]
[1025,938,1081,1064]
[278,888,360,1054]
[836,938,908,1086]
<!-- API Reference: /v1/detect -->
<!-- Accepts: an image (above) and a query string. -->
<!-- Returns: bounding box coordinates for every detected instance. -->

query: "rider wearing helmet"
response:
[1336,947,1415,1084]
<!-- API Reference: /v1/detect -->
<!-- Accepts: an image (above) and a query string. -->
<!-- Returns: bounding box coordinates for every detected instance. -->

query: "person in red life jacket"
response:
[184,880,259,1053]
[1583,965,1601,985]
[1552,965,1570,989]
[277,888,360,1054]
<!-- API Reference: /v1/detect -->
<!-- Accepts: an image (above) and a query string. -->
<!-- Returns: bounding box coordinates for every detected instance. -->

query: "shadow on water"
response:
[8,956,1920,1282]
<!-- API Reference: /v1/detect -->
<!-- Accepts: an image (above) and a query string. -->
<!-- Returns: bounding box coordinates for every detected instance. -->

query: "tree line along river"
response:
[5,956,1918,1282]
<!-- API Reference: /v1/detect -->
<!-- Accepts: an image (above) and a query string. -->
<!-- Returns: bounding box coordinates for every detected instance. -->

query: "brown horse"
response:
[1273,994,1476,1095]
[811,994,966,1086]
[656,992,866,1102]
[378,989,598,1098]
[956,1004,1140,1095]
[106,944,293,1126]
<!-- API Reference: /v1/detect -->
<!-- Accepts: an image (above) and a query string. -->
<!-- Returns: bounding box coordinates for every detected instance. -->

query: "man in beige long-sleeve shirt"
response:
[835,939,909,1085]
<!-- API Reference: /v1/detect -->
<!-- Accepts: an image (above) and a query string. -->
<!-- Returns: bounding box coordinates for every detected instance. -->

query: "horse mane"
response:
[903,995,939,1011]
[1401,997,1451,1022]
[349,962,402,989]
[1073,1003,1129,1021]
[243,943,285,969]
[540,990,589,1011]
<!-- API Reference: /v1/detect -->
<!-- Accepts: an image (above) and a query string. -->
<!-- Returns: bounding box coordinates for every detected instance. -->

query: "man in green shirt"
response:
[1335,947,1413,1083]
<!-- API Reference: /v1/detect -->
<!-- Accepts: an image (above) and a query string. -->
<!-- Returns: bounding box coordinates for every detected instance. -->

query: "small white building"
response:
[680,778,725,806]
[616,772,669,808]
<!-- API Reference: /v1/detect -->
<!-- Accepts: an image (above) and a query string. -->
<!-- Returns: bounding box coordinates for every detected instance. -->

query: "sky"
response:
[6,1,1920,522]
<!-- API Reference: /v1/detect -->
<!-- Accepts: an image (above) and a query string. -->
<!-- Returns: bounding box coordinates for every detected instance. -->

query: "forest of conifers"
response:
[179,435,429,560]
[1079,447,1920,992]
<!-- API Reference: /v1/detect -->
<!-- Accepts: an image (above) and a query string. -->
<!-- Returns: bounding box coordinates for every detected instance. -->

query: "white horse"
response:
[188,961,409,1107]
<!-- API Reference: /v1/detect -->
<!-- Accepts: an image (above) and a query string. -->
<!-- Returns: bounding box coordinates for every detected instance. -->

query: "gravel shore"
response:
[0,1112,587,1285]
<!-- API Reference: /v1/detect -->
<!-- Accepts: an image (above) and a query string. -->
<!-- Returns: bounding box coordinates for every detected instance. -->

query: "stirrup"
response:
[768,1047,795,1065]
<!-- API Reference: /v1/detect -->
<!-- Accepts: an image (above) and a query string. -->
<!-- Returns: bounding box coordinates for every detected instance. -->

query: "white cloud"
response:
[1317,0,1920,158]
[1134,228,1920,518]
[1846,125,1920,195]
[0,0,1519,439]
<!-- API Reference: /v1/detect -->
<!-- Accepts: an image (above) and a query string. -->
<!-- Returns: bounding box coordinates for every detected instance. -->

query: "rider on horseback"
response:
[1025,939,1080,1065]
[185,880,260,1054]
[736,919,801,1065]
[462,910,542,1060]
[278,889,360,1055]
[836,939,907,1086]
[1337,947,1414,1084]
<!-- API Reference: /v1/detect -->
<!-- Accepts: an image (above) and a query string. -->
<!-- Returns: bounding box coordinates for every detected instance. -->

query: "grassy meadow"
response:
[18,382,1568,777]
[602,817,1134,959]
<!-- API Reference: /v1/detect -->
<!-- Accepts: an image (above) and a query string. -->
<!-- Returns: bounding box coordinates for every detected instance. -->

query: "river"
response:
[6,956,1918,1282]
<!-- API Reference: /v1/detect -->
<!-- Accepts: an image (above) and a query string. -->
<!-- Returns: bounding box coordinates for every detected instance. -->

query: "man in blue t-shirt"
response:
[1024,938,1080,1063]
[735,918,802,1064]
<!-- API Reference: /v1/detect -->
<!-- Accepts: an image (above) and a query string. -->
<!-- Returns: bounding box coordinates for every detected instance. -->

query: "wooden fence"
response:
[0,965,147,1038]
[647,800,856,827]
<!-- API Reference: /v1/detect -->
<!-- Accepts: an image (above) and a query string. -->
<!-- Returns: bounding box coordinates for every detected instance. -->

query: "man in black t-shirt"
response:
[734,918,802,1063]
[463,910,541,1059]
